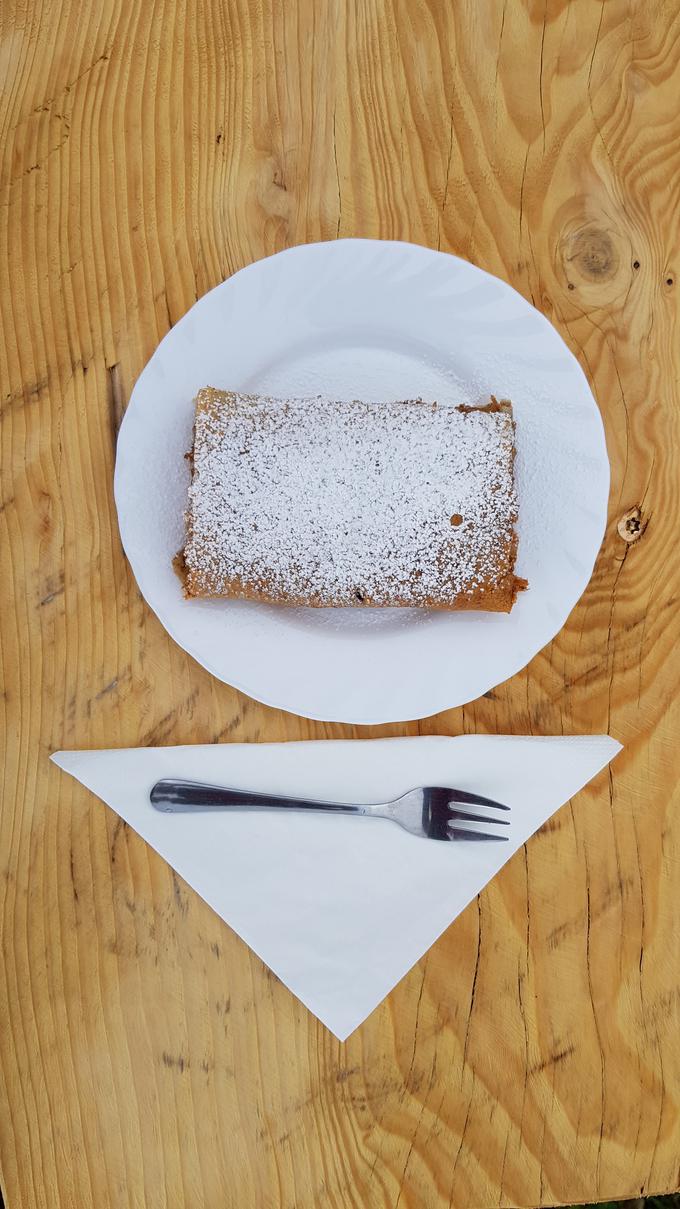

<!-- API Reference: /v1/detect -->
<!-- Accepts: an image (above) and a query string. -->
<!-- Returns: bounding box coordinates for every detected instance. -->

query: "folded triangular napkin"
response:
[52,735,621,1039]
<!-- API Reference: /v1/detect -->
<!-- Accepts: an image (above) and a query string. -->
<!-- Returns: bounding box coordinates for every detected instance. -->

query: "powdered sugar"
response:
[184,390,518,607]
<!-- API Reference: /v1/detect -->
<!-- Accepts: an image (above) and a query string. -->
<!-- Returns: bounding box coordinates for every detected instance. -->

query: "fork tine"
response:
[448,807,510,826]
[446,825,509,842]
[447,789,510,811]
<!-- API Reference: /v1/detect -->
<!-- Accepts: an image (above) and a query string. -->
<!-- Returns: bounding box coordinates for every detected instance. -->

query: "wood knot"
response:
[566,227,618,282]
[260,156,294,220]
[554,211,632,305]
[617,506,646,544]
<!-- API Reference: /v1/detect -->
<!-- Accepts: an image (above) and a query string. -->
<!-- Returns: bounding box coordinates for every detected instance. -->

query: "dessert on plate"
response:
[178,387,526,611]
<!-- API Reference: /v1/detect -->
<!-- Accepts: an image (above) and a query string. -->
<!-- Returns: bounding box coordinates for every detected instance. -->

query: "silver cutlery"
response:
[150,780,510,842]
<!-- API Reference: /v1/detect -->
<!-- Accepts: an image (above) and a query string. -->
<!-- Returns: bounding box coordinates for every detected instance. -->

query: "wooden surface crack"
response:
[106,362,125,441]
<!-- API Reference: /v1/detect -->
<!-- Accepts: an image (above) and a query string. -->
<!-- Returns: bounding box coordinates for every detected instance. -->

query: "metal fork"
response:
[150,780,510,842]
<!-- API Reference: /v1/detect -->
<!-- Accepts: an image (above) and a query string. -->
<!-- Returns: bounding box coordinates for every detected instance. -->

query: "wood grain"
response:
[2,0,680,1205]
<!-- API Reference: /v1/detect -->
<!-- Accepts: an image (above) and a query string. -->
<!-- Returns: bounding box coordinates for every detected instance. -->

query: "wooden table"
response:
[2,1,679,1205]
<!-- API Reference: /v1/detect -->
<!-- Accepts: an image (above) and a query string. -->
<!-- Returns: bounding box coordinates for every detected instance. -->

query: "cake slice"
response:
[180,387,526,611]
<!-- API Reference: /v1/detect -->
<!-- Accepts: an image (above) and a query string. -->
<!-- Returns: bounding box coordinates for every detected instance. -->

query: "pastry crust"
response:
[180,388,526,611]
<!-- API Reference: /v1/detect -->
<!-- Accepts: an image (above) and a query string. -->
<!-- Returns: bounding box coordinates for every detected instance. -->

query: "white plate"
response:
[115,239,610,724]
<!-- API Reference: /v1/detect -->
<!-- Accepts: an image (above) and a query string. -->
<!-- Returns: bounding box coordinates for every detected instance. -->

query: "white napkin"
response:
[52,735,620,1039]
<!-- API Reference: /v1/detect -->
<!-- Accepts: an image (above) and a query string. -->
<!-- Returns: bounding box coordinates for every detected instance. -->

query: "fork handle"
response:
[150,778,373,816]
